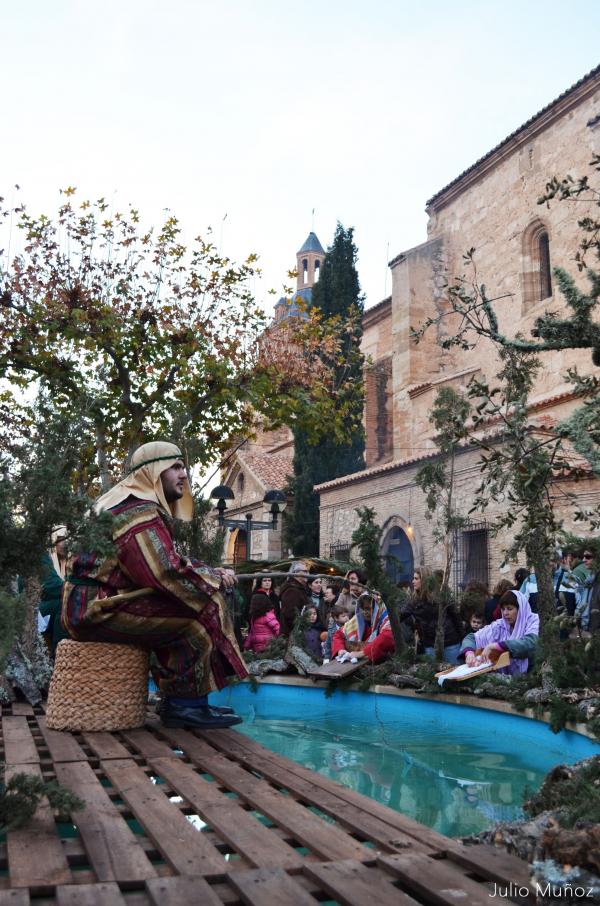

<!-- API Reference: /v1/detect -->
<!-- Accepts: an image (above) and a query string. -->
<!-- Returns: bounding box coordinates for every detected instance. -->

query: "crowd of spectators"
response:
[236,545,598,676]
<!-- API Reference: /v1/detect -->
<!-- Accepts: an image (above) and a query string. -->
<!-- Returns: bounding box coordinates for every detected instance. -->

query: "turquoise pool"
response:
[212,682,599,838]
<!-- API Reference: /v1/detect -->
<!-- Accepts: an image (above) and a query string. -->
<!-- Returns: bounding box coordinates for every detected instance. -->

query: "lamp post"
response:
[210,485,287,560]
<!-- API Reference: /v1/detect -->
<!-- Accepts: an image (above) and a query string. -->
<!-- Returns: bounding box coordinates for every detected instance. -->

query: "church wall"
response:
[399,82,600,448]
[319,446,600,586]
[319,72,600,568]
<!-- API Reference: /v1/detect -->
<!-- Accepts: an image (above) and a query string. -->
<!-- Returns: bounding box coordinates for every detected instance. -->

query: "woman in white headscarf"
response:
[38,526,70,655]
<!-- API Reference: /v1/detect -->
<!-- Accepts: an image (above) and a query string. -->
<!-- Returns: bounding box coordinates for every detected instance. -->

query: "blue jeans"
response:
[425,643,461,665]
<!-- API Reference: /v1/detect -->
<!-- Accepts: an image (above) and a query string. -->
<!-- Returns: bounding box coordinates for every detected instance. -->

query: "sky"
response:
[2,0,600,313]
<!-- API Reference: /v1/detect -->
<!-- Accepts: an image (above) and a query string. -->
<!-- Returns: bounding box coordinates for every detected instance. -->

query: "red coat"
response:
[244,611,280,653]
[332,624,395,663]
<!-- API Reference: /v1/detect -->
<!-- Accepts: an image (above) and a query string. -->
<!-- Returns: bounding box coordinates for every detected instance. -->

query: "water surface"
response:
[213,683,599,838]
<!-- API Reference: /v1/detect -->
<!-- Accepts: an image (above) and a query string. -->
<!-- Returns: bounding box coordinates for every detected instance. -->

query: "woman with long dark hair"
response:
[250,575,280,621]
[402,566,463,664]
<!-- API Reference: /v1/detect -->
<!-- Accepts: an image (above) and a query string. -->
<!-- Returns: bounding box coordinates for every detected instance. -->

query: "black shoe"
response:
[161,702,242,729]
[208,704,235,715]
[157,700,235,717]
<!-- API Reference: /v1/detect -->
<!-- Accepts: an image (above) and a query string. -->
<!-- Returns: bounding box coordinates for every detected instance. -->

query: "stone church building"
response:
[317,64,600,589]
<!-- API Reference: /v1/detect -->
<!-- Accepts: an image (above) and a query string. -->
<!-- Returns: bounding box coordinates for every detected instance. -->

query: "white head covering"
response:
[94,441,194,521]
[50,525,68,578]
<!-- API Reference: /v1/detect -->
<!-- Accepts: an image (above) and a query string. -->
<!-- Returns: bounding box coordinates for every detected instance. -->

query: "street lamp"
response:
[210,484,287,559]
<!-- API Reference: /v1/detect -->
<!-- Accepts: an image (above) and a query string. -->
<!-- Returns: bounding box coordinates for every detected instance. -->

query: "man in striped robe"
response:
[63,441,247,729]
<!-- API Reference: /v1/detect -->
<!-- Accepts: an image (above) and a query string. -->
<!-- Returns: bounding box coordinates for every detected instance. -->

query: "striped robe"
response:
[62,497,247,696]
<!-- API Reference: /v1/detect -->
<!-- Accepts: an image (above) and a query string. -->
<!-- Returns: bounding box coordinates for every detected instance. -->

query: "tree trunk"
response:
[96,427,111,493]
[21,576,41,662]
[386,597,405,654]
[527,524,559,655]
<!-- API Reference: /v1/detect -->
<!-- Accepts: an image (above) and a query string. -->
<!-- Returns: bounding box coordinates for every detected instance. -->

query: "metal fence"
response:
[452,521,490,593]
[328,541,352,563]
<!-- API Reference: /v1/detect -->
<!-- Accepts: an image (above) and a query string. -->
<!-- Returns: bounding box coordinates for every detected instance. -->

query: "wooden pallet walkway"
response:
[0,702,534,905]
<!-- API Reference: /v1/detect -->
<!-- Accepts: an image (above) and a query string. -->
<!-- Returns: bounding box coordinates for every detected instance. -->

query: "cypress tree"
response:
[284,224,365,556]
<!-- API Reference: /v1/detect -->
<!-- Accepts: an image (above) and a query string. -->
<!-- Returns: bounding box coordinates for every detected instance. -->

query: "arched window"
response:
[539,231,552,300]
[237,472,245,496]
[522,220,553,309]
[302,258,308,285]
[314,259,320,282]
[381,525,414,584]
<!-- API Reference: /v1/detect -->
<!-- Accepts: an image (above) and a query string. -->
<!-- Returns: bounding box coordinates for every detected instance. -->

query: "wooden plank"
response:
[148,756,304,870]
[37,716,88,763]
[56,882,127,905]
[54,760,157,882]
[100,758,226,874]
[378,852,497,906]
[197,729,428,853]
[205,728,451,852]
[5,762,71,888]
[3,717,39,765]
[228,866,318,906]
[306,659,364,679]
[146,875,225,906]
[445,844,535,899]
[435,650,510,683]
[0,891,31,905]
[122,728,179,759]
[82,731,135,760]
[10,703,34,717]
[305,859,416,906]
[157,728,368,862]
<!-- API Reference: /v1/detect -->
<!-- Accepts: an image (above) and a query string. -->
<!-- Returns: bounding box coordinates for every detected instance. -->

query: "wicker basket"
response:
[46,640,149,732]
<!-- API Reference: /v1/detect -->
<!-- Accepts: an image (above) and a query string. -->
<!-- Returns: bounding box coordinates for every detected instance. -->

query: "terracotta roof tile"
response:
[238,451,293,491]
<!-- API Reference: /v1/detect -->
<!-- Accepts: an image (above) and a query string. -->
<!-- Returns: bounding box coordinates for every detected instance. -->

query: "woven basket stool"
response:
[46,640,149,732]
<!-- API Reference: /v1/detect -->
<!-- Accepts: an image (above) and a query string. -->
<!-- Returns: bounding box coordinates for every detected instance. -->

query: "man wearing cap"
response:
[63,441,247,729]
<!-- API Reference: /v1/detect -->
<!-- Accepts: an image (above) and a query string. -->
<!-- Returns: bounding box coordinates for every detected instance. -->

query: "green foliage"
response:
[351,506,385,586]
[415,387,470,565]
[285,224,365,555]
[415,387,471,657]
[0,189,355,482]
[524,756,600,827]
[242,635,287,663]
[0,591,25,675]
[0,400,115,582]
[350,506,408,653]
[0,770,84,833]
[173,491,225,564]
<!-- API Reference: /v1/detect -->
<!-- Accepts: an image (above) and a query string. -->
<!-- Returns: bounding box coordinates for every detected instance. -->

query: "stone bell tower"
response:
[296,231,325,293]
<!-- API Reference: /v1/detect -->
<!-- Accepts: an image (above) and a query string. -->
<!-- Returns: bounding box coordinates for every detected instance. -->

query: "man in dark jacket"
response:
[279,561,310,636]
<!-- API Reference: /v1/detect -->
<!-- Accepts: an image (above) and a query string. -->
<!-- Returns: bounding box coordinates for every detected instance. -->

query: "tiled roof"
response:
[315,448,441,493]
[427,63,600,209]
[298,232,325,254]
[238,451,293,491]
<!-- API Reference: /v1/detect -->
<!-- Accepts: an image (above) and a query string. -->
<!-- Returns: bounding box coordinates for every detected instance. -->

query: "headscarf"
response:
[94,441,193,521]
[473,590,539,673]
[50,525,68,578]
[342,593,390,645]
